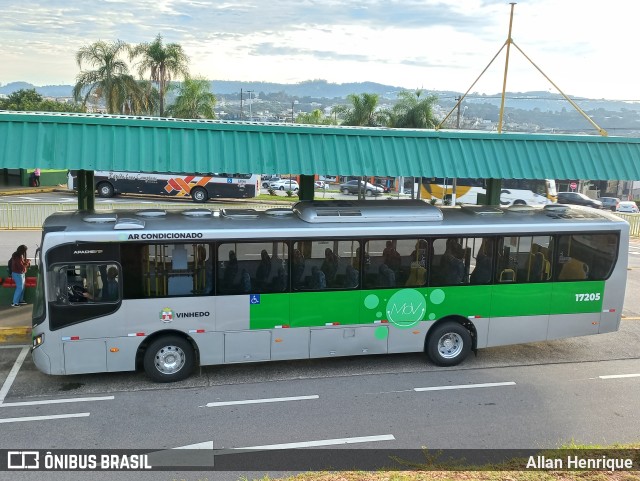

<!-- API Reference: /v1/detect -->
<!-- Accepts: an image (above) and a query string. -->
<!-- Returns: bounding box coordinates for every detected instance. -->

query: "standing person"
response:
[10,245,30,307]
[34,168,41,187]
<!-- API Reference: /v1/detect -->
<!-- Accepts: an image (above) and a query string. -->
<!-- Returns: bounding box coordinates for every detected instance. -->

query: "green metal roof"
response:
[1,111,640,180]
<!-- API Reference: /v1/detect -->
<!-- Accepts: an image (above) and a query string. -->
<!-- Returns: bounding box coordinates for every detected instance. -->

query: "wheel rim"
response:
[154,344,186,375]
[342,189,349,195]
[366,190,372,197]
[193,190,205,201]
[437,332,463,359]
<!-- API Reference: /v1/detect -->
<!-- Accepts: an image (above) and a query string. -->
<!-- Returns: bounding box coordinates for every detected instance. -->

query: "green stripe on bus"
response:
[249,281,605,330]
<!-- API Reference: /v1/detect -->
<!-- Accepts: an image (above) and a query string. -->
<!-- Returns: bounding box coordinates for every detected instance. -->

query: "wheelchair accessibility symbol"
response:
[250,294,260,304]
[227,178,233,183]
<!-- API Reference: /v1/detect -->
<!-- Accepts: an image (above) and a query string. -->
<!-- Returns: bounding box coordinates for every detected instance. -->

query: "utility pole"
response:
[240,89,243,120]
[246,90,254,120]
[455,96,462,129]
[291,101,294,123]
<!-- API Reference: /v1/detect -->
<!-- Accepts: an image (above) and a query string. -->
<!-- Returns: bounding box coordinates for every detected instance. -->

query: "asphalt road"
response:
[1,332,640,480]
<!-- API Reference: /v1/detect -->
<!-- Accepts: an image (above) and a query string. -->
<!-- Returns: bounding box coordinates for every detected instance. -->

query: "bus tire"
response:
[97,182,115,198]
[513,199,526,206]
[143,336,195,382]
[191,187,208,203]
[426,321,471,367]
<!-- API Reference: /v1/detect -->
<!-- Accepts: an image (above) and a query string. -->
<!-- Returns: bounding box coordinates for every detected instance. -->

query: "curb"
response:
[0,327,31,345]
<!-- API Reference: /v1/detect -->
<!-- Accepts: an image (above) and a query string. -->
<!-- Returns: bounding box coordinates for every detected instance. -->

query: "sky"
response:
[0,0,638,100]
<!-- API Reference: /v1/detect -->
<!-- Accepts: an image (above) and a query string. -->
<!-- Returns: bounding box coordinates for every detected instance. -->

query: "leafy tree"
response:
[0,88,84,112]
[333,93,382,126]
[385,90,437,129]
[295,109,334,125]
[131,34,190,116]
[72,40,140,114]
[166,77,216,119]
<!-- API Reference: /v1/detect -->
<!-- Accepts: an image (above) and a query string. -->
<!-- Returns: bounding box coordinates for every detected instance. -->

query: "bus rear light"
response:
[188,329,205,334]
[110,348,119,353]
[61,336,80,341]
[32,333,44,348]
[128,332,145,337]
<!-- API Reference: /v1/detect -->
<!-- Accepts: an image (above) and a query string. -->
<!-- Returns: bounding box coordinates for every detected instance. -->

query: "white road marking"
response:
[174,441,214,449]
[0,347,29,404]
[0,412,90,424]
[205,395,319,408]
[236,434,396,450]
[0,395,114,408]
[14,197,40,201]
[414,381,516,392]
[598,374,640,379]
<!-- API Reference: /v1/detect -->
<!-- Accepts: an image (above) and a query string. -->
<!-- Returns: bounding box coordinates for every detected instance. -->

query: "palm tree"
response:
[333,93,382,126]
[72,40,139,114]
[131,34,190,116]
[295,109,334,125]
[166,77,216,119]
[385,90,437,129]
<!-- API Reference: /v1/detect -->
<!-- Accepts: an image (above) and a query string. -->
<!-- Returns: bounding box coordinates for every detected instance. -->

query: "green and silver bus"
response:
[31,200,628,382]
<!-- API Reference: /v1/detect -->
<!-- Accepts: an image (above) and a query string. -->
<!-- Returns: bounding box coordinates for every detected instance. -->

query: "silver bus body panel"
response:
[487,315,549,348]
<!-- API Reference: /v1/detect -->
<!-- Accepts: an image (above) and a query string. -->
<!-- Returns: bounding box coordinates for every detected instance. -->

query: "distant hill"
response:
[3,79,639,113]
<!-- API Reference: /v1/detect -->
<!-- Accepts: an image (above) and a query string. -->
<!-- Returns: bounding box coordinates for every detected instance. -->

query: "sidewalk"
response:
[0,304,32,344]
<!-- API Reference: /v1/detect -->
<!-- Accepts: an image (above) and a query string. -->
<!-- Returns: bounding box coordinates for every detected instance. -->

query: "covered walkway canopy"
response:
[1,111,640,182]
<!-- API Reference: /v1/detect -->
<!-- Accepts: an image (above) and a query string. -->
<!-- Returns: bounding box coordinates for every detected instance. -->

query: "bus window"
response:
[556,233,618,281]
[431,237,477,286]
[495,235,553,283]
[363,238,429,289]
[48,263,121,330]
[217,241,288,294]
[292,240,359,291]
[121,243,212,298]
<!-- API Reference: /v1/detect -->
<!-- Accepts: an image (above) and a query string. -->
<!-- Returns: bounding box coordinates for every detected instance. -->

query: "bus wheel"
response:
[191,187,208,203]
[97,182,114,198]
[143,336,195,382]
[426,322,471,367]
[513,200,526,206]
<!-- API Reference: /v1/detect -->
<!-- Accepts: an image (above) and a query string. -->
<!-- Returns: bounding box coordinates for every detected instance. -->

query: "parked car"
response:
[269,178,299,191]
[598,197,620,211]
[616,201,639,213]
[262,176,280,188]
[314,180,328,189]
[375,183,391,193]
[500,189,550,206]
[339,180,384,196]
[557,191,603,209]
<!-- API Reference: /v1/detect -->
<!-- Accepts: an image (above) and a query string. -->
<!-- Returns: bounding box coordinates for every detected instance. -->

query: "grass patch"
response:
[238,443,640,481]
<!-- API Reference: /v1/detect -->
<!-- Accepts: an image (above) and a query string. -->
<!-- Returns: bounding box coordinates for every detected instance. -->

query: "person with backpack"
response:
[10,244,30,307]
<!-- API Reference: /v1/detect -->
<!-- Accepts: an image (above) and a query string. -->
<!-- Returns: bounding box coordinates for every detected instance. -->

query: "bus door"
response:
[45,243,121,374]
[216,241,293,362]
[290,240,366,358]
[487,235,554,346]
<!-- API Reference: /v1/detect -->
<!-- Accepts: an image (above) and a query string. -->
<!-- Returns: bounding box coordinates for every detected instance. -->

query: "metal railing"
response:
[0,202,278,230]
[615,212,640,238]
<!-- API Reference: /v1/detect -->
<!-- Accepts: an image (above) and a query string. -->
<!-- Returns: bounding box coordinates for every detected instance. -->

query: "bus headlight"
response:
[32,333,44,349]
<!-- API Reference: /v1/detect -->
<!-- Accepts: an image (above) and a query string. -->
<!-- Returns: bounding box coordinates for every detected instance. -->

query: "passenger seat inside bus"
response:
[558,258,589,280]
